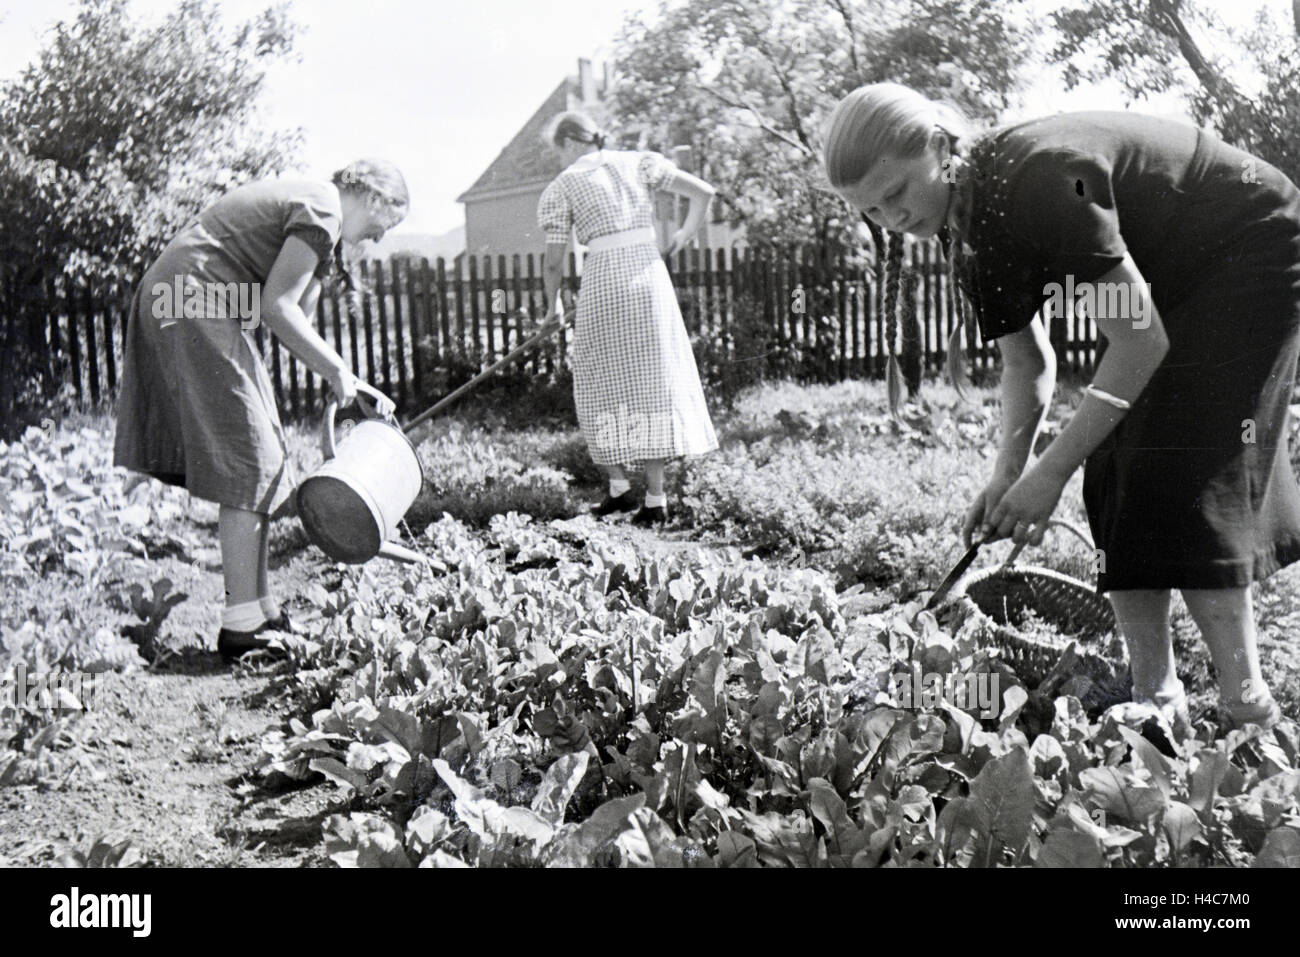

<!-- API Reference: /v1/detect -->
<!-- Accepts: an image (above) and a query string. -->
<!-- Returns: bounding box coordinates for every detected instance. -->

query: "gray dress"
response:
[114,179,340,514]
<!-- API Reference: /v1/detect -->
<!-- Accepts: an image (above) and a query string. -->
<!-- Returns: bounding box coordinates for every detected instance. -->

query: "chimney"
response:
[579,58,596,105]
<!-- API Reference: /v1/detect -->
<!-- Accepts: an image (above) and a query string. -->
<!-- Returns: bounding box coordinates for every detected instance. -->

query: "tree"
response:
[0,0,303,434]
[609,0,1036,249]
[1049,0,1300,183]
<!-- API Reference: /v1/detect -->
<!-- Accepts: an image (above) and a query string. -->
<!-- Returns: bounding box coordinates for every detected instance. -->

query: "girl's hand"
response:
[662,228,689,257]
[543,294,565,327]
[962,470,1018,547]
[986,465,1068,546]
[327,363,357,405]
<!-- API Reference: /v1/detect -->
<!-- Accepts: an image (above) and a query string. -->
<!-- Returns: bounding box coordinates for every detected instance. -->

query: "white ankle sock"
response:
[609,478,631,497]
[644,492,666,508]
[259,596,282,622]
[222,599,269,632]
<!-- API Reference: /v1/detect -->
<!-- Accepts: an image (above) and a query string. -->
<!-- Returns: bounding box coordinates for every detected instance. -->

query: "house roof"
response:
[456,77,578,203]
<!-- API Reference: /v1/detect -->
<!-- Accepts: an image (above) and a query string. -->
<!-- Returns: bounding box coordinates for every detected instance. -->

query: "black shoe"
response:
[631,504,668,527]
[592,490,639,516]
[217,614,291,664]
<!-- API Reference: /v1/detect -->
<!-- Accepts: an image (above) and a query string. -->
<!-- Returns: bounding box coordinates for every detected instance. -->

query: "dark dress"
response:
[953,111,1300,592]
[114,179,341,514]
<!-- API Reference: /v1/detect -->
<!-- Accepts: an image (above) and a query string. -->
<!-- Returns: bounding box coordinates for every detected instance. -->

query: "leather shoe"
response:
[217,613,291,664]
[592,490,639,516]
[631,504,668,526]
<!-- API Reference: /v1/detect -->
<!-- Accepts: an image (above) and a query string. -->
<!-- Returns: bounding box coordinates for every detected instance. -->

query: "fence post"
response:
[836,247,848,382]
[81,283,100,406]
[342,282,359,377]
[525,254,546,376]
[305,295,322,412]
[468,255,482,363]
[701,246,714,344]
[434,257,451,364]
[510,254,525,371]
[391,258,410,410]
[103,285,118,398]
[373,260,394,401]
[483,255,497,364]
[65,283,84,406]
[452,257,467,362]
[562,251,579,368]
[497,253,513,357]
[720,246,733,354]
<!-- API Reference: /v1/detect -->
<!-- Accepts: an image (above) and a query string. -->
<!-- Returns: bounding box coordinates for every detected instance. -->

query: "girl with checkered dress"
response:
[538,111,719,525]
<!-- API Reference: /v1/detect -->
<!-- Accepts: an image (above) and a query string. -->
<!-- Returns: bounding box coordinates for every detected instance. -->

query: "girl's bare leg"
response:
[218,505,272,631]
[219,505,263,606]
[1181,587,1274,715]
[1108,589,1184,709]
[257,516,271,599]
[643,459,666,499]
[606,464,630,495]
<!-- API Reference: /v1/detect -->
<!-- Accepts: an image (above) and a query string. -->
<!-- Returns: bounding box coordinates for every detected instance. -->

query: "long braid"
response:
[941,226,972,399]
[939,140,986,401]
[883,231,905,415]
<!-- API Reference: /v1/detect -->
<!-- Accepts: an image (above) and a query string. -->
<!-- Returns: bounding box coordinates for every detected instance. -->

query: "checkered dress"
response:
[538,150,718,467]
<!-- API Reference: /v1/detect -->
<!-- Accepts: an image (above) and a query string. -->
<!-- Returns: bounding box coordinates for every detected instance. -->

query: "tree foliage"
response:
[1050,0,1300,182]
[0,0,303,431]
[608,0,1037,248]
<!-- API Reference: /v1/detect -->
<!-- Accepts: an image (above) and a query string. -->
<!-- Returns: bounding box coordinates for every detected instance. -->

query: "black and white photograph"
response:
[0,0,1296,916]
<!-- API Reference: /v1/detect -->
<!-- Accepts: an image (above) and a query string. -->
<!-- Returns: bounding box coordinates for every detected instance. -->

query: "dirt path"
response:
[0,663,341,867]
[0,517,349,867]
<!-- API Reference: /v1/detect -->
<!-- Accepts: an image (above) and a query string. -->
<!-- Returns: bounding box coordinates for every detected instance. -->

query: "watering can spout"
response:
[376,540,427,565]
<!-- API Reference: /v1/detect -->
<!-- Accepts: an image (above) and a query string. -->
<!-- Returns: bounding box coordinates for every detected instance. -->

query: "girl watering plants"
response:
[823,82,1300,735]
[537,110,719,526]
[114,160,408,662]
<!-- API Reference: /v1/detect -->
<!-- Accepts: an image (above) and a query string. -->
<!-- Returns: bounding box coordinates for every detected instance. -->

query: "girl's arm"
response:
[1029,254,1169,482]
[660,169,716,255]
[542,238,570,320]
[299,276,322,326]
[993,313,1056,479]
[962,314,1055,544]
[260,237,354,399]
[983,253,1170,543]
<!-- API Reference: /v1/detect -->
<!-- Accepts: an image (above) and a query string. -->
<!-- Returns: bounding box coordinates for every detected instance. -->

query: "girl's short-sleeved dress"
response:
[954,111,1300,591]
[537,150,718,467]
[114,179,341,515]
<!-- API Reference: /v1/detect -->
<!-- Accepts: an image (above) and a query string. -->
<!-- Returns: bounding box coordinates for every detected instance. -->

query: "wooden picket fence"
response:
[31,239,1104,419]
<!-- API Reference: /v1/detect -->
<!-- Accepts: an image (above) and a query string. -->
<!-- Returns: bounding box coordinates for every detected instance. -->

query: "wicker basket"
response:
[941,523,1130,695]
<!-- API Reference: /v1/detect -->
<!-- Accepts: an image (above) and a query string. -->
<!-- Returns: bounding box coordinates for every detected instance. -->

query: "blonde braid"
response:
[942,229,972,399]
[883,231,905,415]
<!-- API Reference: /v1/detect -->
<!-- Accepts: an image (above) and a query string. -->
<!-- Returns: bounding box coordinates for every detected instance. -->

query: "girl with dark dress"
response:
[115,160,408,661]
[823,83,1300,733]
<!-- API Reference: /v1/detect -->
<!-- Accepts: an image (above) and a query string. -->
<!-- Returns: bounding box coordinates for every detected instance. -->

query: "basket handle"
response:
[999,519,1094,571]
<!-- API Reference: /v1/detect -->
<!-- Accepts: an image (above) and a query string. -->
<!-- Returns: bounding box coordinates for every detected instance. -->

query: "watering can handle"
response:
[322,391,394,460]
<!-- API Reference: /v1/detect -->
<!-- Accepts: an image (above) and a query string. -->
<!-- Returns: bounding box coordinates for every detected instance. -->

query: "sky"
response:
[0,0,1290,239]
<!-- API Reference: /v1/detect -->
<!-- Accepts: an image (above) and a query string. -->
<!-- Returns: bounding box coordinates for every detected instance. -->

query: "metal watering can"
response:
[296,400,426,565]
[294,307,571,566]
